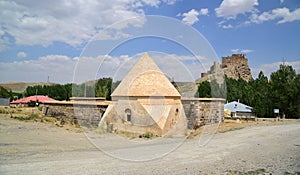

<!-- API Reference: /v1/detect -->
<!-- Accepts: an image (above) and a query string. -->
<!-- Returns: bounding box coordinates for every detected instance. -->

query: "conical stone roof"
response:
[111,53,181,97]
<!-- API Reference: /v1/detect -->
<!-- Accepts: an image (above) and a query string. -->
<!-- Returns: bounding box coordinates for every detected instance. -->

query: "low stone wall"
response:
[43,102,107,127]
[181,98,225,129]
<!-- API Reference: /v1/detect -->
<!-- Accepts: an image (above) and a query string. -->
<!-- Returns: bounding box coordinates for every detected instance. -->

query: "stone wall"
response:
[43,103,107,127]
[181,98,225,129]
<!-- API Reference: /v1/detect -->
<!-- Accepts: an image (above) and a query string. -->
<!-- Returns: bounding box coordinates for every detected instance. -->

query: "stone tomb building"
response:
[99,54,187,136]
[42,54,225,134]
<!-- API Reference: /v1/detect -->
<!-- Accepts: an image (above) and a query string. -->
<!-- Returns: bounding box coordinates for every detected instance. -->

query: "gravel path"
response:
[0,117,299,174]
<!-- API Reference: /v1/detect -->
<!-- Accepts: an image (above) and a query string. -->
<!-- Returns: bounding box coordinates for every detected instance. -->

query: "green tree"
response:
[249,71,271,117]
[294,74,300,118]
[196,81,211,98]
[270,64,298,118]
[95,78,112,100]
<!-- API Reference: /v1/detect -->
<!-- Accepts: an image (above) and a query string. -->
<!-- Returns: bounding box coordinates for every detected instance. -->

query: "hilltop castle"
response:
[198,54,252,83]
[222,54,252,81]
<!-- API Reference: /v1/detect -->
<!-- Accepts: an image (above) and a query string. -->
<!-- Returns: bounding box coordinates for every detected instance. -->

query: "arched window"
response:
[125,108,131,122]
[175,108,179,116]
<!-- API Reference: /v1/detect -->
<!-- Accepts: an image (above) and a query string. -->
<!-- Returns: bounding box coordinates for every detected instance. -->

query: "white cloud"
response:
[0,36,10,51]
[0,55,76,83]
[231,49,239,53]
[252,61,300,79]
[215,0,258,19]
[230,49,253,53]
[250,7,300,24]
[241,49,254,53]
[222,24,233,29]
[0,53,213,84]
[17,52,27,58]
[141,0,161,7]
[180,8,209,25]
[181,9,200,25]
[0,0,177,49]
[280,0,285,3]
[163,0,177,5]
[200,8,209,16]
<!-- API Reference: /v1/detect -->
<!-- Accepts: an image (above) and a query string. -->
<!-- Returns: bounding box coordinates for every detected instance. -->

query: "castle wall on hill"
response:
[198,54,252,83]
[221,54,252,81]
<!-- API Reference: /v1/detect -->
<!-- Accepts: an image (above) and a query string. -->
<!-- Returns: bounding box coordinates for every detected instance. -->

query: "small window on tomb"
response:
[125,108,131,122]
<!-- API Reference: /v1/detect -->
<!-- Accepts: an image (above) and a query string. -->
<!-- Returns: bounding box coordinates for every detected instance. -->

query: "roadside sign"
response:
[274,109,279,114]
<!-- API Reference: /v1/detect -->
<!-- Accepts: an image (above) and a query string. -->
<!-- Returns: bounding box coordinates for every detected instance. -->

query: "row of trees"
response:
[197,64,300,118]
[25,78,113,101]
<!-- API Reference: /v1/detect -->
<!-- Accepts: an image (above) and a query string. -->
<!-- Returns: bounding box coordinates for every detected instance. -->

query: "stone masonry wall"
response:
[181,98,225,129]
[43,104,106,127]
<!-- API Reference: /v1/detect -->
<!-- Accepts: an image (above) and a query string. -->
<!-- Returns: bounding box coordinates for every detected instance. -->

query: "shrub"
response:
[139,132,154,139]
[60,117,67,125]
[28,113,39,120]
[12,116,28,121]
[0,109,9,114]
[44,117,57,122]
[38,106,43,111]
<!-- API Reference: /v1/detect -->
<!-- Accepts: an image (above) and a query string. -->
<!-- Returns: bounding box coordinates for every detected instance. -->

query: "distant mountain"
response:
[0,82,57,93]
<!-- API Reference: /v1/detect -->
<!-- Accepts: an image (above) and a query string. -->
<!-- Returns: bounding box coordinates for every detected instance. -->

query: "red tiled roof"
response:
[10,95,56,104]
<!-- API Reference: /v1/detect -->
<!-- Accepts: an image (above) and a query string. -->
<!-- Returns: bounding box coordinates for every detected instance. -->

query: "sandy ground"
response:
[0,115,300,175]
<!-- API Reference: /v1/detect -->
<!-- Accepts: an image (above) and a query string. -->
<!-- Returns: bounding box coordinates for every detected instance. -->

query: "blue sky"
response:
[0,0,299,83]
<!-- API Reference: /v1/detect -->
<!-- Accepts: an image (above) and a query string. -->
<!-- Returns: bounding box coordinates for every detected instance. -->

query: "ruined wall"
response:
[197,54,252,83]
[222,54,252,81]
[43,103,106,127]
[181,98,225,129]
[199,61,225,85]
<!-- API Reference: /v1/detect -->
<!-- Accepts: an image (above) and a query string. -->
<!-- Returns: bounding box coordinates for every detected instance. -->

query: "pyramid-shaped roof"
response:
[111,53,181,97]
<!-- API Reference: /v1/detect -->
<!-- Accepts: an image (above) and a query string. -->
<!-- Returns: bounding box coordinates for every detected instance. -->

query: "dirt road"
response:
[0,117,299,174]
